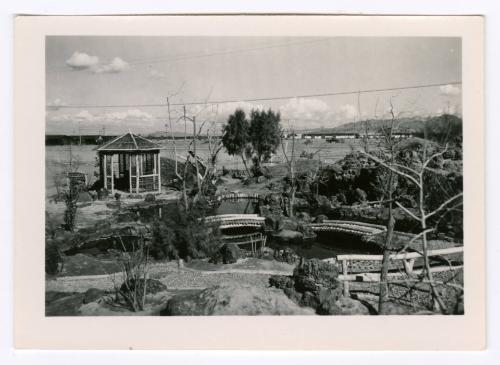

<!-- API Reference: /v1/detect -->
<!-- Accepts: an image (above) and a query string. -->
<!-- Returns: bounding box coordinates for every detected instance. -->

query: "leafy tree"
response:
[248,109,282,175]
[221,109,251,175]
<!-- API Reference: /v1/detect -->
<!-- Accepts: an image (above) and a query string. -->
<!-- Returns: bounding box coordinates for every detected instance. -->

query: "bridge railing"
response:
[325,246,464,296]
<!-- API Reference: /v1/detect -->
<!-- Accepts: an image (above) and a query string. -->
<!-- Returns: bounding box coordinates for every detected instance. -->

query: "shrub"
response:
[150,200,221,260]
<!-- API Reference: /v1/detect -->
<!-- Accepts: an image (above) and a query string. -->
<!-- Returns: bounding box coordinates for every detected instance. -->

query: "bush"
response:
[150,200,221,260]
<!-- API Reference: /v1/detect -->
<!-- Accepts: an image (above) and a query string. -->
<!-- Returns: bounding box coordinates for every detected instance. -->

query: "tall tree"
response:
[249,109,281,175]
[222,109,251,176]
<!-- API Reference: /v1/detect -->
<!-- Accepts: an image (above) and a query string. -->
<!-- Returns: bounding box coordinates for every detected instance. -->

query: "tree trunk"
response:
[378,209,395,314]
[379,169,395,314]
[240,154,251,177]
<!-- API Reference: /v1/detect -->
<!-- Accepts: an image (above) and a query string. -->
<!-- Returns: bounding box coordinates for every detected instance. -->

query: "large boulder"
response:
[45,293,85,316]
[161,282,313,316]
[317,296,369,315]
[293,258,340,294]
[120,278,167,295]
[210,243,242,264]
[270,258,345,314]
[83,288,105,304]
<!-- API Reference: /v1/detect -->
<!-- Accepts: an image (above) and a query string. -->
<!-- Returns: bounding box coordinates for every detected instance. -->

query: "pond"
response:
[133,199,381,259]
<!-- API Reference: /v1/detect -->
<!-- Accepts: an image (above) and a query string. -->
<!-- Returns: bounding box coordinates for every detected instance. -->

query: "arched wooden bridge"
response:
[203,214,266,230]
[213,193,263,203]
[308,220,387,237]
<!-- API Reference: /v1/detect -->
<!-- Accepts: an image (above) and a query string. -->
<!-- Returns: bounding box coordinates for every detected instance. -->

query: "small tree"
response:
[249,109,281,175]
[222,109,251,176]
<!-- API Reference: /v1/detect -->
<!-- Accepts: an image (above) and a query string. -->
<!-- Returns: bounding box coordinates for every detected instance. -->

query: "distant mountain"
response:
[299,114,462,141]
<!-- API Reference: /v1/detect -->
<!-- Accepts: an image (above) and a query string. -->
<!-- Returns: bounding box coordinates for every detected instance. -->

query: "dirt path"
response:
[46,258,294,293]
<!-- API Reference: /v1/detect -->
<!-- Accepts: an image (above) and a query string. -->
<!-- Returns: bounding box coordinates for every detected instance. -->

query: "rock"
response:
[144,193,156,202]
[279,218,299,231]
[296,211,311,223]
[45,293,85,316]
[293,258,340,293]
[120,278,167,295]
[300,291,320,308]
[283,287,302,304]
[355,188,368,202]
[106,201,121,209]
[272,229,303,244]
[83,288,105,304]
[210,243,242,264]
[315,195,332,209]
[274,247,300,265]
[258,246,275,260]
[314,214,329,223]
[256,176,266,183]
[161,283,313,316]
[318,297,369,315]
[379,301,413,315]
[269,275,294,289]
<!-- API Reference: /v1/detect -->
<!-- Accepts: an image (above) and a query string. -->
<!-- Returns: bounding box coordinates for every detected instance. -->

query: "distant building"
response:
[301,132,360,140]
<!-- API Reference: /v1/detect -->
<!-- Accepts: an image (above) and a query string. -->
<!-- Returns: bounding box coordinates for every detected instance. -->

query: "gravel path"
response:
[46,260,292,293]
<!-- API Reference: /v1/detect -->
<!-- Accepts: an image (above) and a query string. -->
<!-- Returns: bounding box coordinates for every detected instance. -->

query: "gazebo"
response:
[97,131,162,195]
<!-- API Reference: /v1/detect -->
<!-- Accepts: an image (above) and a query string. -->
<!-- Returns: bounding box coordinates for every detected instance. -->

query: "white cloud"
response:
[49,109,154,125]
[65,51,99,70]
[440,84,461,96]
[280,98,331,121]
[436,103,461,116]
[335,104,358,121]
[93,57,129,74]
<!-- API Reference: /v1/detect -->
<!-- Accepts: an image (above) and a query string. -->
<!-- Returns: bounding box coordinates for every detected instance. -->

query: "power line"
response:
[46,38,331,73]
[46,81,462,109]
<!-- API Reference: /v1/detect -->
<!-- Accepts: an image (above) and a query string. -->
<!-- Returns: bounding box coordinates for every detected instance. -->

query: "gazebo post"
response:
[103,154,107,190]
[110,154,114,194]
[135,154,140,194]
[157,152,161,194]
[128,154,132,194]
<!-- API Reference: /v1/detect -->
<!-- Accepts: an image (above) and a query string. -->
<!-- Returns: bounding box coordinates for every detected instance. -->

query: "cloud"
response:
[93,57,129,74]
[48,109,154,126]
[65,51,99,70]
[440,84,461,96]
[335,104,358,121]
[280,98,331,121]
[436,103,461,116]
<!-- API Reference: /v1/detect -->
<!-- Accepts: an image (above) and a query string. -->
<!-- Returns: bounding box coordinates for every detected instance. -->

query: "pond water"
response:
[133,199,380,259]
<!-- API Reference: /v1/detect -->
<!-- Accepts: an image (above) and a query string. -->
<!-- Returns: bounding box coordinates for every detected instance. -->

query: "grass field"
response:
[45,139,359,197]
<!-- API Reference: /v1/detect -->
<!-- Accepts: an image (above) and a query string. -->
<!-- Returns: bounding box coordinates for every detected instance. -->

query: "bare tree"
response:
[281,122,297,217]
[361,118,463,313]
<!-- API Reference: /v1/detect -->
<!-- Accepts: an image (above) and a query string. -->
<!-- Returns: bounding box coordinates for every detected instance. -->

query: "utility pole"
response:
[183,106,202,196]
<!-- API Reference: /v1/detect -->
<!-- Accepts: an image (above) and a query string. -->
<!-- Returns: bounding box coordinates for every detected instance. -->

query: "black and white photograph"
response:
[43,34,466,317]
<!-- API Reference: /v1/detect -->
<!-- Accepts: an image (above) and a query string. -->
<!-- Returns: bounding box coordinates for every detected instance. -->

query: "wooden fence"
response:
[323,246,464,296]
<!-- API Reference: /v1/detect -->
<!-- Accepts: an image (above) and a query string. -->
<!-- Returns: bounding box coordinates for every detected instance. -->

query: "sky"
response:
[45,36,462,135]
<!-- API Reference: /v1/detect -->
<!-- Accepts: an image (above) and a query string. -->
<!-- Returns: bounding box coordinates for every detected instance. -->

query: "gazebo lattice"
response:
[97,131,162,194]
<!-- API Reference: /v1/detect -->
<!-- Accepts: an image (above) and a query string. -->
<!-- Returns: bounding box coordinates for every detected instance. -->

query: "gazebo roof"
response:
[97,131,161,152]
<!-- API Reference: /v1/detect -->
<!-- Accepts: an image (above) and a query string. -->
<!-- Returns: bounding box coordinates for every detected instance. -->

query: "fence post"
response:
[342,259,350,297]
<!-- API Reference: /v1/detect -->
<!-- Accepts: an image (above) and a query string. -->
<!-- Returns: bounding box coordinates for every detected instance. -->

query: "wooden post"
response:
[403,258,415,276]
[342,260,350,297]
[135,154,140,194]
[110,154,114,194]
[127,155,132,194]
[157,152,161,193]
[103,154,107,189]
